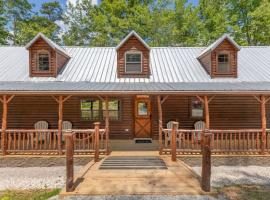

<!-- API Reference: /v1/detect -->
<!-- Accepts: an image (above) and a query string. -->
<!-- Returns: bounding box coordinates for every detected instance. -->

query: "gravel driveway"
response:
[0,166,82,190]
[1,165,270,191]
[193,166,270,187]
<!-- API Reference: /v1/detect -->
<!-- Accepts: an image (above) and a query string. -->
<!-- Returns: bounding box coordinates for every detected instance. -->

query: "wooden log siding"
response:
[117,35,150,78]
[0,95,268,141]
[0,96,134,139]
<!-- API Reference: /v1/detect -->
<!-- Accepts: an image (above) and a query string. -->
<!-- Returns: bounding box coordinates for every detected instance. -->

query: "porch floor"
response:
[59,151,206,197]
[110,139,159,151]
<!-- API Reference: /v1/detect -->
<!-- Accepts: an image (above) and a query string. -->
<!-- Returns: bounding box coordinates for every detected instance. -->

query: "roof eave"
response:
[115,31,151,51]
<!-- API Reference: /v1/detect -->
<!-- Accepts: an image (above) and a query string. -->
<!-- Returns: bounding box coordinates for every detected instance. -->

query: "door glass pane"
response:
[138,102,148,116]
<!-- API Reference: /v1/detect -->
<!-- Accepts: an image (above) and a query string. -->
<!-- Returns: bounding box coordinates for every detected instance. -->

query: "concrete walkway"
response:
[59,151,207,198]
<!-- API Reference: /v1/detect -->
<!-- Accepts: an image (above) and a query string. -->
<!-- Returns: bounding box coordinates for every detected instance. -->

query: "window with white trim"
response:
[125,52,142,73]
[37,53,50,71]
[217,53,230,73]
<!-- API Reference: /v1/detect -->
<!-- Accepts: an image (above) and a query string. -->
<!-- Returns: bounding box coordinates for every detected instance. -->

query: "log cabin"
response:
[0,31,270,156]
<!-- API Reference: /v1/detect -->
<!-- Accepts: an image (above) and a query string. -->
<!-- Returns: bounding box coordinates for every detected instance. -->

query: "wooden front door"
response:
[134,96,151,138]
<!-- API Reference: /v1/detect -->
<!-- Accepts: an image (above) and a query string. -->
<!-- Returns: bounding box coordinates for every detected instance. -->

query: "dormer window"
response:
[125,52,142,73]
[217,53,230,73]
[116,31,150,78]
[37,52,50,71]
[197,34,240,78]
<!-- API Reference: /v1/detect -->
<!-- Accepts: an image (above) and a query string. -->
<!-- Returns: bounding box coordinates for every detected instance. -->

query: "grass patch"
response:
[0,189,60,200]
[216,185,270,200]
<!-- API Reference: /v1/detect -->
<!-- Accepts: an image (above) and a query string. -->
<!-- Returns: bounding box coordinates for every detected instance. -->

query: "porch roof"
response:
[1,82,270,94]
[0,45,270,92]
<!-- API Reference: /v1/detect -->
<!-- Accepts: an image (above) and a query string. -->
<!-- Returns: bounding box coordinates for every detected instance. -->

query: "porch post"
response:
[58,96,63,155]
[171,122,178,161]
[1,95,8,156]
[204,96,210,129]
[1,95,14,156]
[94,122,100,162]
[157,96,163,155]
[105,97,109,155]
[260,95,266,154]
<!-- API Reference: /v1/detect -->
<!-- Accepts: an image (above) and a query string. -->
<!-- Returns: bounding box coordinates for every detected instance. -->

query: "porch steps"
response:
[99,156,167,170]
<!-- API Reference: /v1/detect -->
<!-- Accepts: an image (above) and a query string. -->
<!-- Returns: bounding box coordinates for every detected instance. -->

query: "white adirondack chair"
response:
[166,121,179,143]
[194,120,206,141]
[34,121,49,142]
[62,121,72,141]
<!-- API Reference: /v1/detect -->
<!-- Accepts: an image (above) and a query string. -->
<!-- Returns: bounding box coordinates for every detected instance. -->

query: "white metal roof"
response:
[25,33,70,57]
[0,45,270,92]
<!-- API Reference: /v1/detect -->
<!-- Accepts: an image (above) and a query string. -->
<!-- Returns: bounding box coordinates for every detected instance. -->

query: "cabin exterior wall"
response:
[117,35,150,78]
[0,95,268,140]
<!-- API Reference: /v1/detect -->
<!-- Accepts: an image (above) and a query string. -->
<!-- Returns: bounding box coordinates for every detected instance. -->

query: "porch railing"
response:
[0,126,108,155]
[162,128,270,154]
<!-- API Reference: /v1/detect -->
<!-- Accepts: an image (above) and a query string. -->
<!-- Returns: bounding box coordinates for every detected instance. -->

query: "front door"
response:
[134,96,151,138]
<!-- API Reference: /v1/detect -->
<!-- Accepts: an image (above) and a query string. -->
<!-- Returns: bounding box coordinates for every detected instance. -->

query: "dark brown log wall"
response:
[151,95,267,139]
[117,35,150,78]
[0,95,269,140]
[211,39,238,77]
[0,96,134,139]
[28,38,69,77]
[29,38,57,77]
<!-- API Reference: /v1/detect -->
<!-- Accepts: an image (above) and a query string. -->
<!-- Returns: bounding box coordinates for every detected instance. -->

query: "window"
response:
[137,102,148,116]
[81,100,100,120]
[37,53,50,71]
[191,98,204,118]
[81,99,120,121]
[102,100,121,120]
[125,52,142,73]
[217,53,230,73]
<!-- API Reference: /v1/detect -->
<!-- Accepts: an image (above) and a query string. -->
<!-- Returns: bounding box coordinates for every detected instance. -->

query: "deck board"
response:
[60,151,206,197]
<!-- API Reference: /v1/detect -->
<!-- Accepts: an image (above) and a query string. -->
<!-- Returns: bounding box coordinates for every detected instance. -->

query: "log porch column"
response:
[260,95,266,154]
[105,97,109,155]
[204,96,210,129]
[157,96,163,155]
[58,96,63,155]
[1,95,14,156]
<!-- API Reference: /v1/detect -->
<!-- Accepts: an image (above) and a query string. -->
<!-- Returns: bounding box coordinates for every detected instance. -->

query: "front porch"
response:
[1,93,270,156]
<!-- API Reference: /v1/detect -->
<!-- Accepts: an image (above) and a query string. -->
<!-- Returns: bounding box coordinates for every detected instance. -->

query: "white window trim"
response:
[36,50,51,72]
[216,51,231,74]
[124,51,143,73]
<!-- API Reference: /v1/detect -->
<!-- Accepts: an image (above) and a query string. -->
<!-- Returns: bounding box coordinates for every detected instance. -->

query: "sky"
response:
[29,0,199,11]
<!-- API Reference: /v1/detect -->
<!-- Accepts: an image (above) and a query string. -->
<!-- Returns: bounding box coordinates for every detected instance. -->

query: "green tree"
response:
[3,0,33,45]
[40,1,63,22]
[227,0,262,45]
[197,0,229,45]
[0,0,9,44]
[63,0,153,46]
[248,0,270,45]
[15,16,59,45]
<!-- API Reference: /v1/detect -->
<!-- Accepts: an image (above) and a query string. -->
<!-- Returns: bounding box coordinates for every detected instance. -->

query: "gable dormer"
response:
[116,31,150,78]
[25,33,70,77]
[197,34,241,78]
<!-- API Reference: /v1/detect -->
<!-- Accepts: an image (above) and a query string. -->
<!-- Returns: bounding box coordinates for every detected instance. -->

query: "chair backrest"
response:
[34,121,49,130]
[62,121,72,130]
[194,121,206,130]
[167,121,179,129]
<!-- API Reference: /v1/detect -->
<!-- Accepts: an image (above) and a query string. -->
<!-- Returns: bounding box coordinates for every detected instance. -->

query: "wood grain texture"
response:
[28,37,69,77]
[0,95,268,140]
[117,35,150,78]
